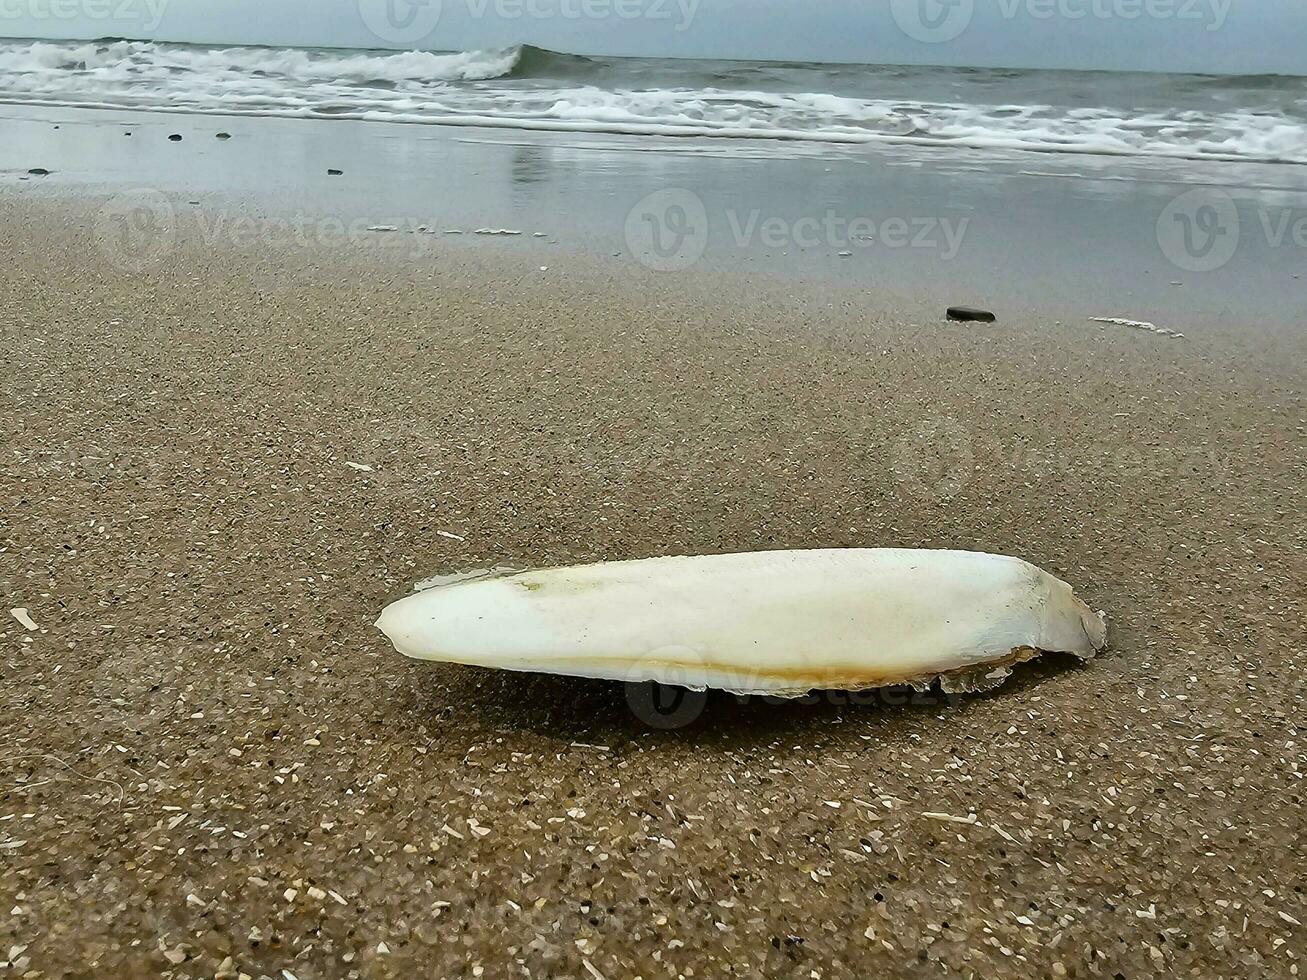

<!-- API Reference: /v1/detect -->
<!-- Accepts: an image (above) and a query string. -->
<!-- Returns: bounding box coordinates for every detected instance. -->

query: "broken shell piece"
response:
[1089,317,1185,339]
[10,608,38,631]
[1090,316,1157,329]
[376,549,1106,697]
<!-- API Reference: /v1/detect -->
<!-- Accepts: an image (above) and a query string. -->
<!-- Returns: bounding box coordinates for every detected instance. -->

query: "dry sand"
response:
[1,196,1304,978]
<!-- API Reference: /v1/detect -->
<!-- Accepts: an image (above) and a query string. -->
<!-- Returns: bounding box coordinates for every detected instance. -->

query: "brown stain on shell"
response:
[422,644,1090,694]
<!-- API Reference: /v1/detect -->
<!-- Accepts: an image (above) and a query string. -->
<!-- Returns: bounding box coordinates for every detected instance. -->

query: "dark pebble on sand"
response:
[327,169,343,176]
[216,132,231,140]
[168,134,183,141]
[946,306,996,323]
[28,168,51,176]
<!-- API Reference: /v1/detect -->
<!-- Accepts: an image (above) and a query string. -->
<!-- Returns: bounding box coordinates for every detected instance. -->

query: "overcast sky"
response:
[2,0,1302,74]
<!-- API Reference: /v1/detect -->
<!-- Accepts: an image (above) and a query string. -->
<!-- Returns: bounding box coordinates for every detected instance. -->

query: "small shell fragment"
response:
[376,549,1107,697]
[1089,317,1185,339]
[9,608,38,631]
[922,812,979,825]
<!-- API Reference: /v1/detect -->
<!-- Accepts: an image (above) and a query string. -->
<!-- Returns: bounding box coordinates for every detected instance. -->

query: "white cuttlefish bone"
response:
[376,549,1107,698]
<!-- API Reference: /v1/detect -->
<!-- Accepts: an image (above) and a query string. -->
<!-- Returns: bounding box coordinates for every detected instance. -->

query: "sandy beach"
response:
[1,187,1304,977]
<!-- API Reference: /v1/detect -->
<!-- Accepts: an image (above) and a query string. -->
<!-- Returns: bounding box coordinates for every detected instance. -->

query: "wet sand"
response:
[1,194,1304,978]
[6,103,1307,328]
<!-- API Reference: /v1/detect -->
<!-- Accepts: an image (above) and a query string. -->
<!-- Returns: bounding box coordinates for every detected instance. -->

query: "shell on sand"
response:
[376,549,1107,697]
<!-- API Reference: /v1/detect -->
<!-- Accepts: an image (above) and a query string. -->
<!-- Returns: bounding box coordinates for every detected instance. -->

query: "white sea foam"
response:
[0,39,522,82]
[1,39,1304,165]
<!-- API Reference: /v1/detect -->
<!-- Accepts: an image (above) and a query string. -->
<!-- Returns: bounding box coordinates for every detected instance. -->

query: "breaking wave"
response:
[1,38,1304,164]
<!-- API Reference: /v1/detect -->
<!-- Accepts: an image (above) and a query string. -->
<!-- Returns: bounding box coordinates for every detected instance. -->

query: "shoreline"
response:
[5,102,1306,330]
[7,94,1305,167]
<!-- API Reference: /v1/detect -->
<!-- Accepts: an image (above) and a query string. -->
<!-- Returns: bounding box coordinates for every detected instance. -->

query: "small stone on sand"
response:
[947,306,997,323]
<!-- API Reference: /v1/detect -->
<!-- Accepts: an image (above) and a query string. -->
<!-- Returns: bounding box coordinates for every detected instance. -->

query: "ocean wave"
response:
[0,38,524,83]
[1,39,1304,165]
